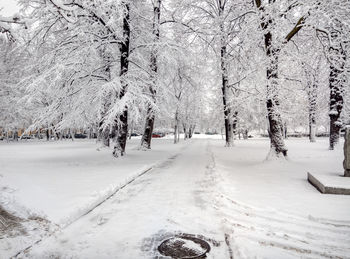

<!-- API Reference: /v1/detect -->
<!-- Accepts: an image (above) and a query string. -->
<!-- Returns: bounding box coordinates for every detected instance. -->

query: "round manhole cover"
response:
[158,235,211,259]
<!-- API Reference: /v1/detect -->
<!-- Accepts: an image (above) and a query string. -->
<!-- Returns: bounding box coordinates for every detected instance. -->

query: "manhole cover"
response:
[158,235,211,259]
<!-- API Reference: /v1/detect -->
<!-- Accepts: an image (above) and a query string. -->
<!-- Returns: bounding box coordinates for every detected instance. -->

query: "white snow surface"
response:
[0,139,186,225]
[1,137,350,258]
[310,173,350,189]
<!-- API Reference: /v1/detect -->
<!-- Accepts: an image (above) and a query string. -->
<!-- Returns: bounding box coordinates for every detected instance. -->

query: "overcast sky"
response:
[0,0,19,16]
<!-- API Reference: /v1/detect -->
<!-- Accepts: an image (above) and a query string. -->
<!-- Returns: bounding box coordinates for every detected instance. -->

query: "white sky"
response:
[0,0,20,16]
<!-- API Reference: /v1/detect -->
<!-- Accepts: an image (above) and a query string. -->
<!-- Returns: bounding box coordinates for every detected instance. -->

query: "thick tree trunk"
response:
[329,61,344,150]
[140,0,161,150]
[255,0,287,158]
[141,105,155,149]
[113,110,128,157]
[265,32,287,157]
[113,2,130,157]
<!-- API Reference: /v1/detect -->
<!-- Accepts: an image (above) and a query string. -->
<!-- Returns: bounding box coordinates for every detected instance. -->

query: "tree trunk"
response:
[114,110,128,156]
[174,110,179,144]
[183,124,188,140]
[255,0,287,157]
[232,111,238,138]
[328,47,345,150]
[140,0,161,150]
[113,2,130,157]
[14,129,18,141]
[221,49,233,146]
[98,121,110,147]
[303,59,320,143]
[218,4,233,147]
[174,124,178,144]
[308,83,317,143]
[141,105,155,149]
[344,127,350,177]
[264,31,287,157]
[46,128,49,141]
[284,122,288,139]
[188,125,195,139]
[243,129,248,140]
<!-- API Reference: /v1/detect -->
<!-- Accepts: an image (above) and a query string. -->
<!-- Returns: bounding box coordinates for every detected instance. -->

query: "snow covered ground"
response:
[0,138,187,224]
[1,137,350,258]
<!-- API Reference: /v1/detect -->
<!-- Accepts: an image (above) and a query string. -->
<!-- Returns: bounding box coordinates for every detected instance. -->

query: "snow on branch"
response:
[50,0,78,12]
[0,15,27,41]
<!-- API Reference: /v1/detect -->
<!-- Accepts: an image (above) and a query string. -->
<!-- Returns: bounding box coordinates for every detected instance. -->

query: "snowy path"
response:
[22,139,230,258]
[16,139,350,258]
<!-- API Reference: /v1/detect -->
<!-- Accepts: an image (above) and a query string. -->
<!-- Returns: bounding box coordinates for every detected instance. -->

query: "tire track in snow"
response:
[11,145,188,259]
[214,186,350,257]
[205,141,350,259]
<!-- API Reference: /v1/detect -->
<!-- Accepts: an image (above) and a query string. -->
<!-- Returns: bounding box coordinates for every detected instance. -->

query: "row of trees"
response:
[0,0,349,158]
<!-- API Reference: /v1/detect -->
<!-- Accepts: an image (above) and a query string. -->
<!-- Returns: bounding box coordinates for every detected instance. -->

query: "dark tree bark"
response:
[329,63,344,150]
[284,122,288,139]
[188,125,195,139]
[113,2,130,157]
[141,104,155,149]
[141,0,161,150]
[46,128,50,141]
[232,111,238,136]
[14,129,18,141]
[328,39,345,150]
[265,35,287,156]
[256,0,288,157]
[219,3,233,147]
[188,127,192,139]
[183,124,188,140]
[243,129,248,140]
[174,110,179,144]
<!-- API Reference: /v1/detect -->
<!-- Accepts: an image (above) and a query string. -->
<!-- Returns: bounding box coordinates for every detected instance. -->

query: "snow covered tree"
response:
[112,1,130,157]
[140,0,161,150]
